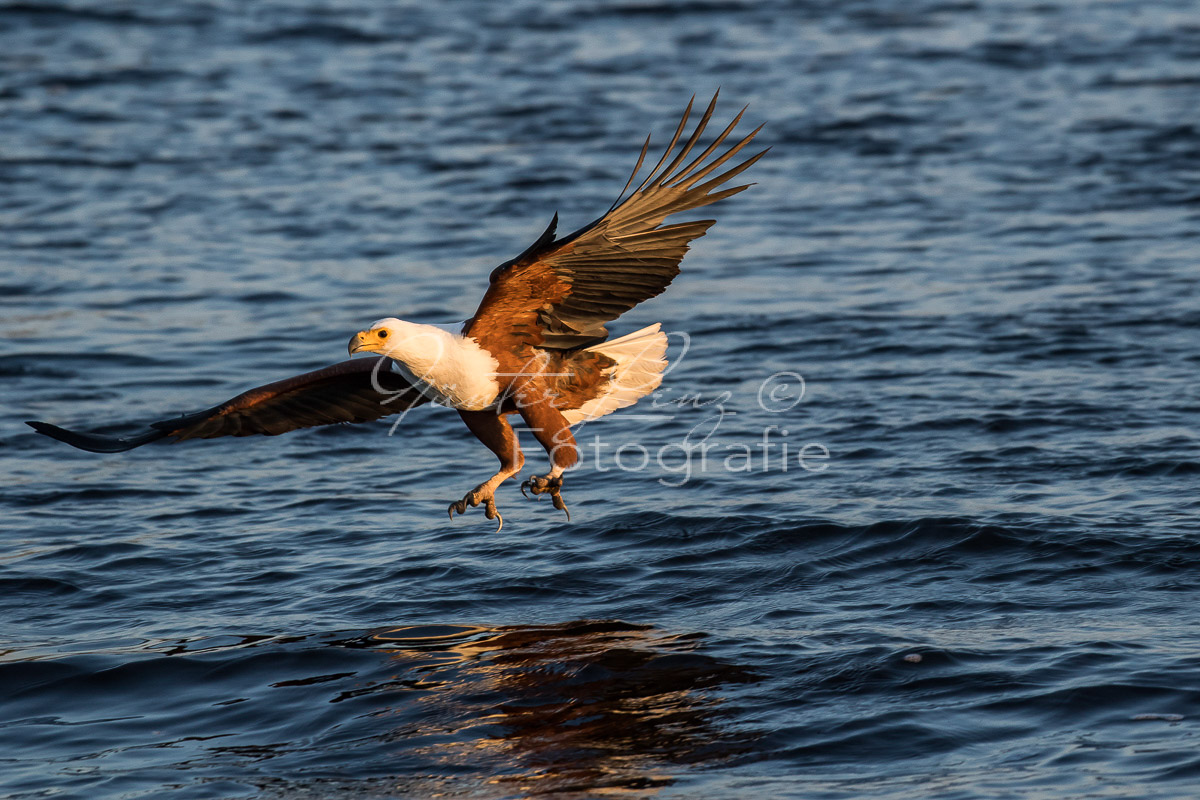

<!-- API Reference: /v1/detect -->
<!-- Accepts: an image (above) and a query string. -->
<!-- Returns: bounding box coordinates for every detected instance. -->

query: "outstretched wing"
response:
[27,357,429,454]
[463,91,766,350]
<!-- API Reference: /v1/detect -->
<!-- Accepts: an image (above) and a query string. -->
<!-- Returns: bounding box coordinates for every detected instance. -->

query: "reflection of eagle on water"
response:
[28,93,765,529]
[372,620,760,795]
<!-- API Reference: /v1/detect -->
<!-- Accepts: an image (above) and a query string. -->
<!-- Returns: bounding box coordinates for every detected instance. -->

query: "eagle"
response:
[27,93,765,530]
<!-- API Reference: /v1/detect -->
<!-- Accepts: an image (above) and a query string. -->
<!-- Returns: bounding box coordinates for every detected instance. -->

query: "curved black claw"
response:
[447,487,503,533]
[519,474,571,522]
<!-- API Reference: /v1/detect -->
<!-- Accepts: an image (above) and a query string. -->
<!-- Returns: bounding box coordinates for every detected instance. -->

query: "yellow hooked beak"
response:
[348,330,377,356]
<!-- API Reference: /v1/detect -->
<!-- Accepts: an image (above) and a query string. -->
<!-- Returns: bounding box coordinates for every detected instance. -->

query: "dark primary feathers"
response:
[464,92,766,350]
[27,357,427,453]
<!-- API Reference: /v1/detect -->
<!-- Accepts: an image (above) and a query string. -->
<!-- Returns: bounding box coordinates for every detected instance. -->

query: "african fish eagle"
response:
[27,93,765,530]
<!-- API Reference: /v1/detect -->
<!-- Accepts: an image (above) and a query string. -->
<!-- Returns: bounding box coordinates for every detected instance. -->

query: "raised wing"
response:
[27,357,428,453]
[464,91,766,350]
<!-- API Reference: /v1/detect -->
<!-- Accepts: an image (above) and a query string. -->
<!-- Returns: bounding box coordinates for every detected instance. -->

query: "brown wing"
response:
[464,91,767,351]
[26,357,429,454]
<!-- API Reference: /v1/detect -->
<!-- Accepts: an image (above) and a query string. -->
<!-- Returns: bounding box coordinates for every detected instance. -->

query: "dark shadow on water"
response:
[357,619,762,797]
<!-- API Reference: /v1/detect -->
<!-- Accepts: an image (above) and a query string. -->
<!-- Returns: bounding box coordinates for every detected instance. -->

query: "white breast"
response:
[389,326,500,411]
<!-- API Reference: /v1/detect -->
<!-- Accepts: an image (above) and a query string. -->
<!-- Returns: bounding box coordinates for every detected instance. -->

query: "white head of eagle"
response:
[348,318,502,412]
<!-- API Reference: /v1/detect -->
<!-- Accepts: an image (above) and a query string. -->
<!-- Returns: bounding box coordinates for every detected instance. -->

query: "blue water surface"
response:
[3,1,1200,797]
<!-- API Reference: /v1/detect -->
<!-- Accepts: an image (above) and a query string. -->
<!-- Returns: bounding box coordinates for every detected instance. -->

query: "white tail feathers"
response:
[563,323,669,425]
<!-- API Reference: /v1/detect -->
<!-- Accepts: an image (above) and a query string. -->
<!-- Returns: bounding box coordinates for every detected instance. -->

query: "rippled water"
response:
[4,1,1200,797]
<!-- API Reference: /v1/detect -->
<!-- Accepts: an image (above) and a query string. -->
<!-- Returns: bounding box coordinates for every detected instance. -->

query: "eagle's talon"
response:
[549,491,570,519]
[520,474,560,494]
[520,475,570,521]
[482,498,504,533]
[448,487,503,532]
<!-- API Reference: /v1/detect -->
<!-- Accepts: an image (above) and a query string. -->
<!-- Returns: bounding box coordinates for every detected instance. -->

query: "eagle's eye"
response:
[377,330,389,339]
